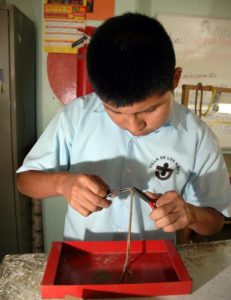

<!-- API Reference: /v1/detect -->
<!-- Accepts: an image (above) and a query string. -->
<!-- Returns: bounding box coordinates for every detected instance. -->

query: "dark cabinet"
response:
[0,5,36,260]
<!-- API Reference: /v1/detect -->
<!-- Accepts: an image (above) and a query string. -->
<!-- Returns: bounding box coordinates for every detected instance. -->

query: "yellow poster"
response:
[44,1,87,54]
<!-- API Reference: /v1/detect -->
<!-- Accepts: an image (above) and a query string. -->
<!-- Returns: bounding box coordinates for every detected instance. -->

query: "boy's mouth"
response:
[130,128,154,137]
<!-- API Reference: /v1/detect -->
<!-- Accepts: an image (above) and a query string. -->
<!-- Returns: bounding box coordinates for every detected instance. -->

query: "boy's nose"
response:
[126,114,145,134]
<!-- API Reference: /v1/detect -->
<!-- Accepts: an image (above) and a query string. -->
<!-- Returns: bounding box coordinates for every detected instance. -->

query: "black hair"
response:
[87,13,175,106]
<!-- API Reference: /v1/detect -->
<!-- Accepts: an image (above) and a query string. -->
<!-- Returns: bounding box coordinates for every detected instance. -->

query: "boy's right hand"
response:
[57,173,111,216]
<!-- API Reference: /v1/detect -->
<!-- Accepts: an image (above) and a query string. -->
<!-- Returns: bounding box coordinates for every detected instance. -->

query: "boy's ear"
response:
[173,67,182,89]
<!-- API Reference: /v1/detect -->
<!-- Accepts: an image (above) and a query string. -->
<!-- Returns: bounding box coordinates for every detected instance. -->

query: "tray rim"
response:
[41,240,192,298]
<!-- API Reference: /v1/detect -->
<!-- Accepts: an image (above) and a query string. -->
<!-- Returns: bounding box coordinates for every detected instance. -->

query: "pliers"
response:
[132,186,157,210]
[106,186,157,210]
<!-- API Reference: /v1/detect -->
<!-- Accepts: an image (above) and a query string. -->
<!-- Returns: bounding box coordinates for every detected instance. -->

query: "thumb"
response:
[146,191,162,200]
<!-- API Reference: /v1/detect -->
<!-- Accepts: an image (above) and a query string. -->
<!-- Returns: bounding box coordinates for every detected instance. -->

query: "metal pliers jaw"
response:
[132,187,157,209]
[106,186,157,210]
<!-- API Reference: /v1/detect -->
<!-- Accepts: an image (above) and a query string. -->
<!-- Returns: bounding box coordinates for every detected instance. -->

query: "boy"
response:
[17,13,231,241]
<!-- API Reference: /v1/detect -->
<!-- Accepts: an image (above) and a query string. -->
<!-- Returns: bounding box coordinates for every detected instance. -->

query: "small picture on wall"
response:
[47,0,66,3]
[47,0,94,12]
[86,0,94,12]
[45,0,114,18]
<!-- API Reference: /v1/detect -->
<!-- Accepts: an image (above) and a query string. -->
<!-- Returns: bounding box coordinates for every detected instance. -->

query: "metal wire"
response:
[120,187,134,282]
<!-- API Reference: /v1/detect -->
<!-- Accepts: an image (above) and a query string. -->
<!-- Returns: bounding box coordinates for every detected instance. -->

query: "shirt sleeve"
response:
[17,107,74,173]
[182,127,231,217]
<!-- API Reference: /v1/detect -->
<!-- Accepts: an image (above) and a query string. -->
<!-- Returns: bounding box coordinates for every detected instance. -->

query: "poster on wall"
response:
[157,14,231,149]
[43,0,86,54]
[157,14,231,98]
[44,0,115,105]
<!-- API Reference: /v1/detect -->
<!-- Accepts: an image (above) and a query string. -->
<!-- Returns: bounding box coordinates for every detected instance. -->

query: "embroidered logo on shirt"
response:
[149,156,180,181]
[155,163,173,180]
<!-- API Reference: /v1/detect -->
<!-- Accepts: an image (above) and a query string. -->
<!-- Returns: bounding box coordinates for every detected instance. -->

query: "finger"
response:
[146,191,162,200]
[90,175,110,197]
[154,211,180,229]
[92,175,110,194]
[155,212,190,232]
[150,201,177,221]
[156,190,181,207]
[69,184,110,210]
[95,207,103,212]
[69,199,92,217]
[73,187,111,209]
[162,216,189,232]
[70,193,105,216]
[87,193,112,208]
[68,174,111,209]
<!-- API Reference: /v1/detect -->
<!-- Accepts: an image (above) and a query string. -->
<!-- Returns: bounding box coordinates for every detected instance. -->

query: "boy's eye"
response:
[144,107,157,113]
[111,110,121,114]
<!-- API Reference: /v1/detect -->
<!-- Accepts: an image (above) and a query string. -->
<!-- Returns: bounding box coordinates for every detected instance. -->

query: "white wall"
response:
[151,0,231,19]
[5,0,231,252]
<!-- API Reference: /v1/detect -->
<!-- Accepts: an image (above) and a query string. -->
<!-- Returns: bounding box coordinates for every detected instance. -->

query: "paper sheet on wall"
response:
[157,14,231,149]
[187,90,231,149]
[43,3,86,54]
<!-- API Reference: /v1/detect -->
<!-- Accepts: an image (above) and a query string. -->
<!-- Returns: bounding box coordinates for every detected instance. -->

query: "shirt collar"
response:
[166,101,179,131]
[93,100,105,113]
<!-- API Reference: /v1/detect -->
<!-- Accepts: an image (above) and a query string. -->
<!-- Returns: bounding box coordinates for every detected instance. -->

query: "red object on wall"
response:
[47,27,96,103]
[76,26,96,97]
[47,53,77,104]
[76,45,92,97]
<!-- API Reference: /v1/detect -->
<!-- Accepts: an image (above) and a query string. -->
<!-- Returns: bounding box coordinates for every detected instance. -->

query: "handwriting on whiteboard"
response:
[157,14,231,149]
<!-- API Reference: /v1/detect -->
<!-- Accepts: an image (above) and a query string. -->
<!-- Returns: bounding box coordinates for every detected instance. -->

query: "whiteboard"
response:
[156,13,231,150]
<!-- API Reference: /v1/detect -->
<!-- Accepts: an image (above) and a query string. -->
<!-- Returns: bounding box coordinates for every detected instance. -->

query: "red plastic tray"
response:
[41,240,192,299]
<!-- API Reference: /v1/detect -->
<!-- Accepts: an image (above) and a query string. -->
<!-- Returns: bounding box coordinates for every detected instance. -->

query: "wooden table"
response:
[0,240,231,300]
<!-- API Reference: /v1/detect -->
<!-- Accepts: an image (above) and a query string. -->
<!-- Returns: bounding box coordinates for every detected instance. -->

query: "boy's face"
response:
[103,91,173,136]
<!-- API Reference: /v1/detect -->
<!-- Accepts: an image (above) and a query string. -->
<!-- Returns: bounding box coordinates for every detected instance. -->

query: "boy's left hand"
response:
[147,191,192,232]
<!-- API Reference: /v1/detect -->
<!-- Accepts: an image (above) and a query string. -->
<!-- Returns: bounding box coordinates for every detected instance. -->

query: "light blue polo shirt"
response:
[17,93,231,241]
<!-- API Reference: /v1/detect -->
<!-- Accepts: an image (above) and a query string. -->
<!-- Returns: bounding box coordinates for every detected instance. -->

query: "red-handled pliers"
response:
[132,186,157,209]
[106,186,158,210]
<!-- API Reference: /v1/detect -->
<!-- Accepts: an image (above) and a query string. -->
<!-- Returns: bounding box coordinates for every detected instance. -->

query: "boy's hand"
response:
[147,191,192,232]
[58,173,111,216]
